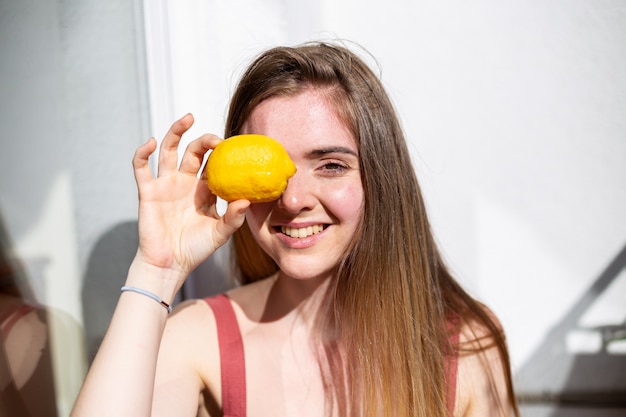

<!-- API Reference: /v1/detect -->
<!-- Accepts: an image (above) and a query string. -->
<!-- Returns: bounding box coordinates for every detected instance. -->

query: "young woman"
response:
[72,42,520,417]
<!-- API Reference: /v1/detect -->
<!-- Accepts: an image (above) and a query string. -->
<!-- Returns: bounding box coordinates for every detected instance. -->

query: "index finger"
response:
[179,134,223,176]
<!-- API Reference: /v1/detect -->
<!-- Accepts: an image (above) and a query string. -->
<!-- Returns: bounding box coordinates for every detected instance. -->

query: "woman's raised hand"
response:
[71,114,241,417]
[131,114,249,283]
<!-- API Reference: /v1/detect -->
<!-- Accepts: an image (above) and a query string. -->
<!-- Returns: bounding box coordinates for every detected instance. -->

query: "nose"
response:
[277,168,316,214]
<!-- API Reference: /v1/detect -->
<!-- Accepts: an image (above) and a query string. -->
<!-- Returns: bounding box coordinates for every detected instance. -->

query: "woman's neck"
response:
[260,271,331,326]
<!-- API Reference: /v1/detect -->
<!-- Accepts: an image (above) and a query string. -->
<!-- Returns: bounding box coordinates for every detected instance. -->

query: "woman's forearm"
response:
[71,261,182,417]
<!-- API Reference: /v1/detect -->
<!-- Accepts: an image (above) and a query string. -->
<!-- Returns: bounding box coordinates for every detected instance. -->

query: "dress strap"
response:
[205,294,246,417]
[205,294,459,417]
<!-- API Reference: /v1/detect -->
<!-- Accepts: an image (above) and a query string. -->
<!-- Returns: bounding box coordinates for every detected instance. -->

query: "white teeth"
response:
[281,224,324,238]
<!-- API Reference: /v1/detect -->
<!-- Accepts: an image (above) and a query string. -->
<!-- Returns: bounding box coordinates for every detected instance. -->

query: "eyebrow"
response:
[309,146,358,157]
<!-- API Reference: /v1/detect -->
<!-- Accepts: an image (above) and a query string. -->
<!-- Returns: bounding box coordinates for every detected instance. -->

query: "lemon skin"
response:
[206,134,296,203]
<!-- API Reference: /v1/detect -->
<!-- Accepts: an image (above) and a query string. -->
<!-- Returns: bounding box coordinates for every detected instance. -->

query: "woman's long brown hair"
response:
[226,42,520,417]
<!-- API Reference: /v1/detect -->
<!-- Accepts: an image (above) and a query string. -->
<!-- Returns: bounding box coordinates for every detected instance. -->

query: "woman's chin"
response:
[276,262,335,284]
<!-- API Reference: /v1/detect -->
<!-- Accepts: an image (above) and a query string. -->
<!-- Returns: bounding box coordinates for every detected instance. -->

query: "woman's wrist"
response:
[124,257,187,306]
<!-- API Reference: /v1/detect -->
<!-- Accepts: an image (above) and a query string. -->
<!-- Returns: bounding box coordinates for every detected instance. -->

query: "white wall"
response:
[0,0,150,414]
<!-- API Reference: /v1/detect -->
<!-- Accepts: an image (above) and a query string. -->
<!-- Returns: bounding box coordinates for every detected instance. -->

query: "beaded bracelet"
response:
[120,286,172,314]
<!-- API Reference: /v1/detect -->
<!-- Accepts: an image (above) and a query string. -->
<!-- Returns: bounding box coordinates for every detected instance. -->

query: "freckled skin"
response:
[243,89,363,283]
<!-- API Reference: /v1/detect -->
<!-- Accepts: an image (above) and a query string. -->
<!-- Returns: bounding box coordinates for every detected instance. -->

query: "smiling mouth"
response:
[280,224,326,238]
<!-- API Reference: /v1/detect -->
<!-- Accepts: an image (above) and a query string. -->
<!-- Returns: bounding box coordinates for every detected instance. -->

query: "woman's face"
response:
[242,89,364,282]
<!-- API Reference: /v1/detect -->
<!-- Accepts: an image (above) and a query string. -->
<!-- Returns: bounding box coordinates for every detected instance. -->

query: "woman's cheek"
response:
[326,183,364,220]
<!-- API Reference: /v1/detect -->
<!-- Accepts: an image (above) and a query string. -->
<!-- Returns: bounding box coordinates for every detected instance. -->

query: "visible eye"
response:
[322,161,348,172]
[309,147,358,176]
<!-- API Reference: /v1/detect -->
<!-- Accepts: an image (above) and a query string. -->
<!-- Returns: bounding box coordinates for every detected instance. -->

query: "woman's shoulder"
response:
[154,277,276,398]
[456,304,504,349]
[454,306,513,416]
[165,275,276,336]
[161,298,219,361]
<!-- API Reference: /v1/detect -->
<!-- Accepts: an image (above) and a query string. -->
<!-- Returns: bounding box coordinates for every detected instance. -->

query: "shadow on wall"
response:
[81,221,138,363]
[81,221,234,363]
[517,243,626,417]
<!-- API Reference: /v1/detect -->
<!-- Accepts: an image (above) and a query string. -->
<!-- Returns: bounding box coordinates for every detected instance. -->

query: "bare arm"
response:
[71,114,248,417]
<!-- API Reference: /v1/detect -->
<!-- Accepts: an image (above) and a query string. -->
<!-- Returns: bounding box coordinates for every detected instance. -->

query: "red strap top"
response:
[205,294,246,417]
[206,294,459,417]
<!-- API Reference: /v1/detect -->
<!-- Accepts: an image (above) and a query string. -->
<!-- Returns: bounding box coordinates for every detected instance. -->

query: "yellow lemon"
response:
[206,134,296,203]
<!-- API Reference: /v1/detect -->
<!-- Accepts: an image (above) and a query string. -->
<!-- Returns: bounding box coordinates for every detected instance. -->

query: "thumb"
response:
[218,200,250,236]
